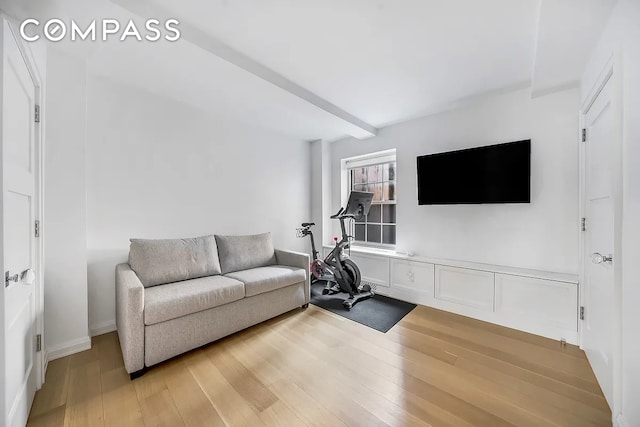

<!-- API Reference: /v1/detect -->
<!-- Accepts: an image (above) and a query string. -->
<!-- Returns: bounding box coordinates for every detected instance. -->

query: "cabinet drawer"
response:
[391,259,434,295]
[435,265,495,311]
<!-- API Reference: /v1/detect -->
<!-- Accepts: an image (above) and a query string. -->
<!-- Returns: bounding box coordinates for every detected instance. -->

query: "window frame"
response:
[342,149,397,249]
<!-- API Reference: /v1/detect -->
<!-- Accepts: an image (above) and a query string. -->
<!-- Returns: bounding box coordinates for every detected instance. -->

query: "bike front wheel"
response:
[342,258,361,293]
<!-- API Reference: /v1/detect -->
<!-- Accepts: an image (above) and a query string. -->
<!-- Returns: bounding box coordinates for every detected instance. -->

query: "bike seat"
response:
[301,222,315,227]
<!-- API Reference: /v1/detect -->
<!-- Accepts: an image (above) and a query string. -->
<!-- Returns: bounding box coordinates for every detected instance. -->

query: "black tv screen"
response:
[417,140,531,205]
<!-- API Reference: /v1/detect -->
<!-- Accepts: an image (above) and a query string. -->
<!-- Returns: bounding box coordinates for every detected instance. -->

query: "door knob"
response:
[4,269,35,287]
[591,253,613,264]
[21,268,36,284]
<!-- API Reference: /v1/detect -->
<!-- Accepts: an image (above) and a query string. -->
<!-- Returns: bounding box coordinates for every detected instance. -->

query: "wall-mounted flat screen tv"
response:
[417,139,531,205]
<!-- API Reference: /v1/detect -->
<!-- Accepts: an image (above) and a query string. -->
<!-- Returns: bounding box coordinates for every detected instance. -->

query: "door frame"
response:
[0,14,46,393]
[578,49,623,418]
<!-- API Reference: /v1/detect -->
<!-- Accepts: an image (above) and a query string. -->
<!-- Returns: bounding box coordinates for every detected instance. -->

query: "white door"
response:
[582,77,615,408]
[1,19,38,427]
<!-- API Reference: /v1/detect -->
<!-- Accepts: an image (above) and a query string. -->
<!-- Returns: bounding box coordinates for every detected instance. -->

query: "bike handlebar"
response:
[330,208,358,220]
[330,207,344,219]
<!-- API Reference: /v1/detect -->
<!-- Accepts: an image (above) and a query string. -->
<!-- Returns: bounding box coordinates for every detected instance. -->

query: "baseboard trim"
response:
[616,414,629,427]
[90,320,117,337]
[46,336,91,361]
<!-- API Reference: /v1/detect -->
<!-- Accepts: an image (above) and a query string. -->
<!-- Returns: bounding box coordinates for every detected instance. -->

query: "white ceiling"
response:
[4,0,618,141]
[143,0,540,128]
[532,0,617,96]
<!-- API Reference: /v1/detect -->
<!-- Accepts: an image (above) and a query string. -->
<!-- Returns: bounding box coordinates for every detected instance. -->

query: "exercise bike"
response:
[297,191,374,310]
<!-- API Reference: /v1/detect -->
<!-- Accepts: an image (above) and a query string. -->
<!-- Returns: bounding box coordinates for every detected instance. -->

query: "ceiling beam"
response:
[110,0,378,139]
[531,0,617,97]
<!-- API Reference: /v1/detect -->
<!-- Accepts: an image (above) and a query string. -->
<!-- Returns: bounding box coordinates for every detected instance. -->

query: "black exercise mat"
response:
[310,282,417,333]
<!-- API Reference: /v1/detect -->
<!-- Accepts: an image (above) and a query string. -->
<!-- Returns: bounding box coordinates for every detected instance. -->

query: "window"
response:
[345,151,397,247]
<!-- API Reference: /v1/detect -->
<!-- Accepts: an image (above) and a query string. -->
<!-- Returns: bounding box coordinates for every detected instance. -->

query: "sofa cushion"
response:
[144,275,244,325]
[225,266,306,297]
[215,233,277,274]
[129,235,222,287]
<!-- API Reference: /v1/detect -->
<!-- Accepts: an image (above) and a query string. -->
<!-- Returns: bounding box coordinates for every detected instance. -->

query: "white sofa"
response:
[115,233,309,378]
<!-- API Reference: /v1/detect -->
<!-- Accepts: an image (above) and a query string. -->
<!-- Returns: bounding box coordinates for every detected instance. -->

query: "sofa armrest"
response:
[275,249,310,303]
[115,263,145,374]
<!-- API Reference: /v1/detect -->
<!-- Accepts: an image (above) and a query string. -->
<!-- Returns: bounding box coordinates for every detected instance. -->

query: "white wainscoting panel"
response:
[435,265,495,311]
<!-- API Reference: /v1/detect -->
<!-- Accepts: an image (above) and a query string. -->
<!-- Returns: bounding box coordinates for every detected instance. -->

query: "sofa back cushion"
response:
[215,233,277,274]
[129,235,222,287]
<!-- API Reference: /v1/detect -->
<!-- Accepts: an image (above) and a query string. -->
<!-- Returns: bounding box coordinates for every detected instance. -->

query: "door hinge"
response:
[36,334,42,352]
[581,128,586,142]
[581,217,586,232]
[35,220,40,237]
[580,306,585,320]
[35,104,40,123]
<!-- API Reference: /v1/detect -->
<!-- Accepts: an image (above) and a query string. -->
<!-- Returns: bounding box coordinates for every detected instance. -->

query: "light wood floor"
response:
[27,304,611,427]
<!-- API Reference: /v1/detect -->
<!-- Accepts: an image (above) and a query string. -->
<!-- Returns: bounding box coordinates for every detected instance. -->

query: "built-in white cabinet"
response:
[390,259,434,304]
[323,245,579,344]
[494,273,578,342]
[348,252,390,288]
[435,265,495,311]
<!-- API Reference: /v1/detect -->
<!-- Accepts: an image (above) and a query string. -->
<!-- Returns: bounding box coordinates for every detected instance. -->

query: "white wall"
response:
[330,87,580,274]
[85,75,311,333]
[309,139,333,256]
[310,140,323,253]
[582,1,640,425]
[43,47,90,356]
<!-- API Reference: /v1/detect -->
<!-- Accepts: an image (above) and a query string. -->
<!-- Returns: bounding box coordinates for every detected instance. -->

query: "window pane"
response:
[354,223,365,241]
[367,205,381,223]
[383,163,396,181]
[367,224,381,243]
[382,205,396,223]
[372,183,383,201]
[383,182,396,201]
[382,225,396,244]
[353,167,367,184]
[367,165,381,183]
[353,184,368,192]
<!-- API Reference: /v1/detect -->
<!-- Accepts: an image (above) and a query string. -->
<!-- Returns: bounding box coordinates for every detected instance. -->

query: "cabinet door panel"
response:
[348,253,390,287]
[391,260,434,296]
[495,274,577,332]
[435,266,494,311]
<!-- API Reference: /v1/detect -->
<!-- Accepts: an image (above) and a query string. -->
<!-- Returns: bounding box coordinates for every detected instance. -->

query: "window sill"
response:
[323,244,398,257]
